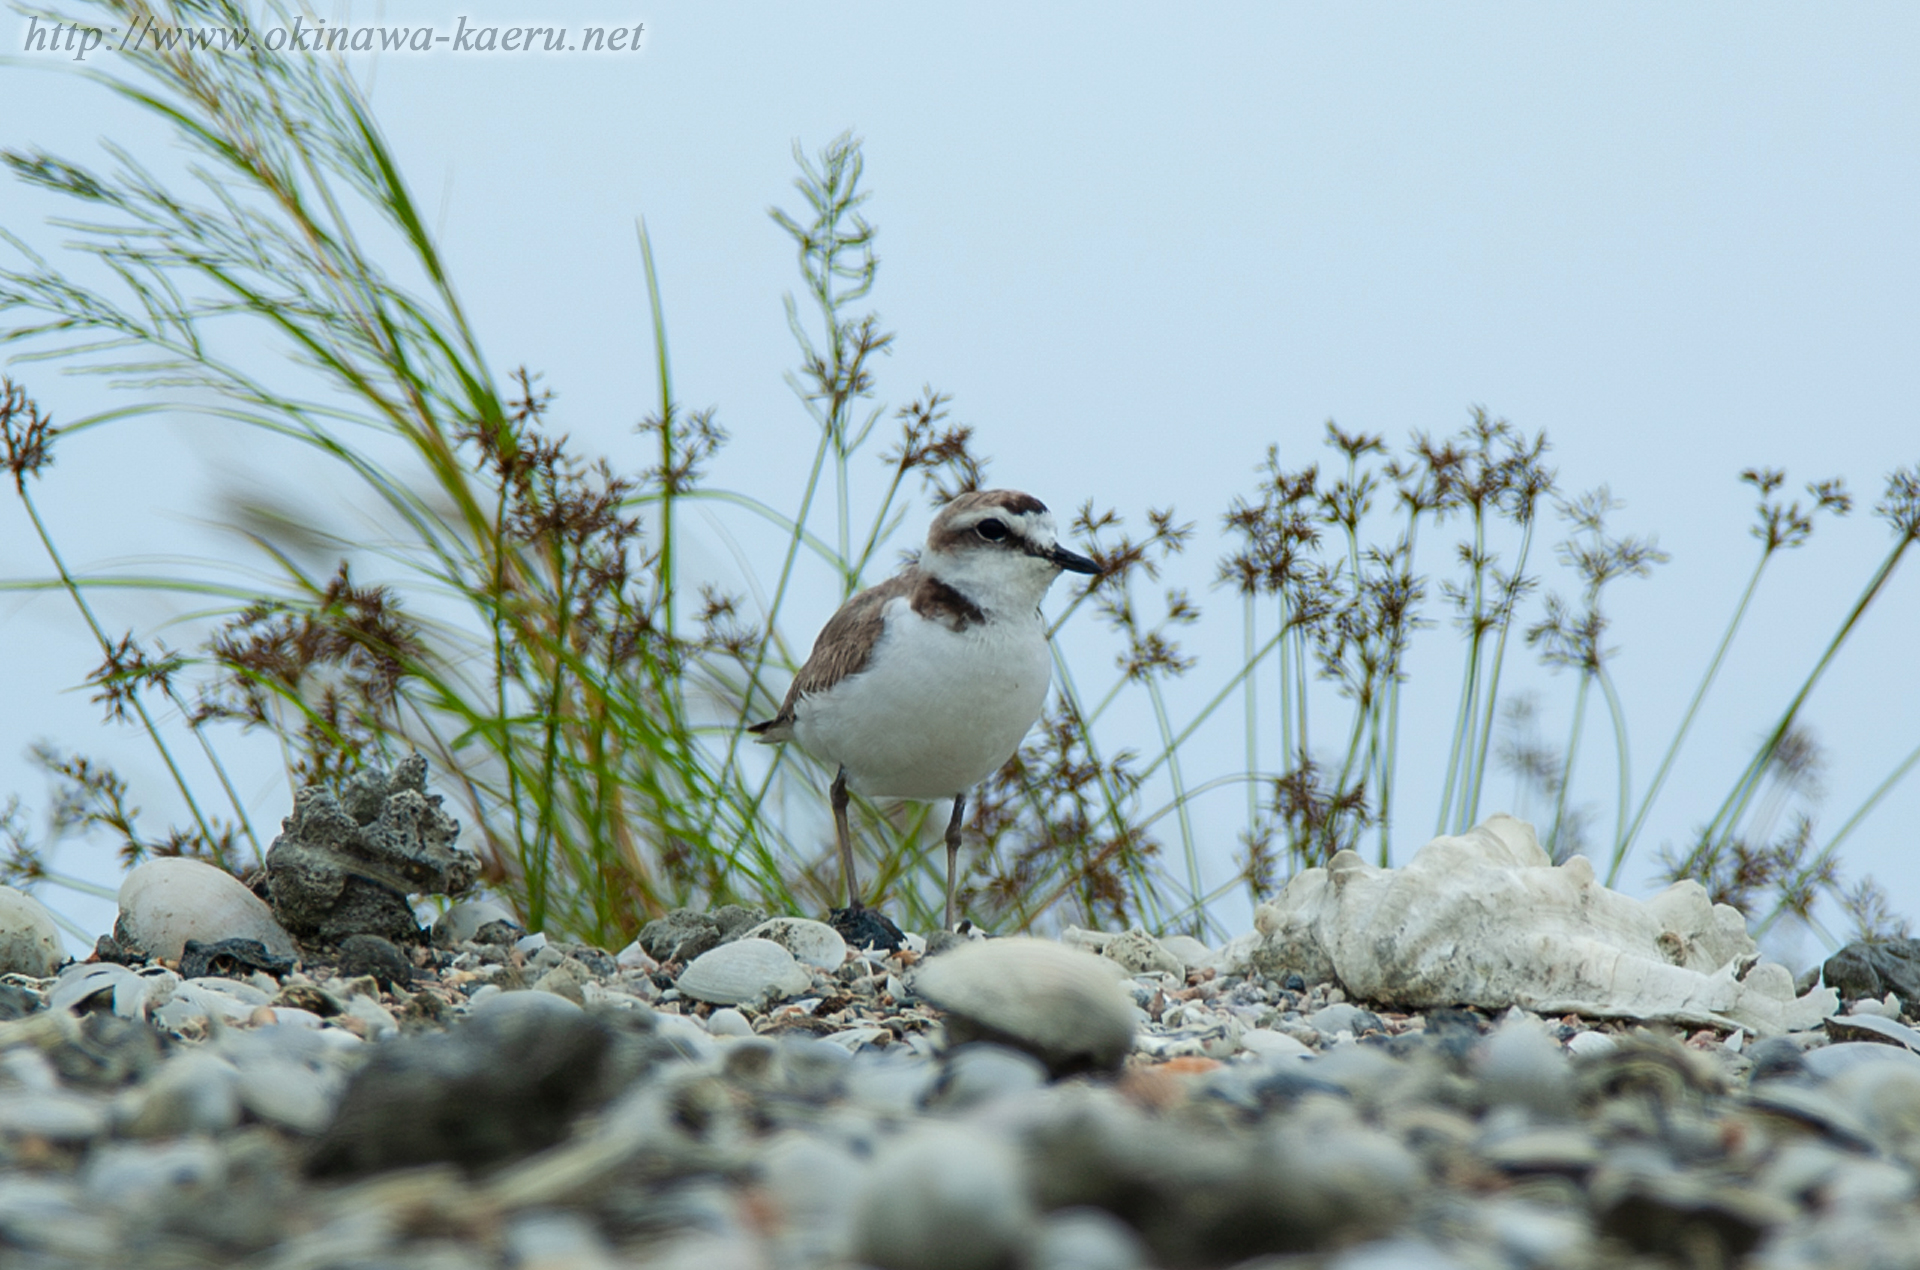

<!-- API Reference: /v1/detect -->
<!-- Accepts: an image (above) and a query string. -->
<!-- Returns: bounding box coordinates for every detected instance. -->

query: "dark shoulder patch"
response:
[910,575,987,632]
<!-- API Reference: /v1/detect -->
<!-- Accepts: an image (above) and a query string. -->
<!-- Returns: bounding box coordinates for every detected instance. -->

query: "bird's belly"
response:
[791,615,1052,800]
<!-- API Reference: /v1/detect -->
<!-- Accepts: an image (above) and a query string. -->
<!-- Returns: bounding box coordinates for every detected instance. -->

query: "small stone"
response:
[335,933,413,989]
[711,904,769,940]
[533,963,588,1005]
[1238,1028,1314,1061]
[1823,938,1920,1004]
[271,981,342,1017]
[1477,1016,1572,1118]
[1566,1030,1619,1059]
[912,937,1136,1077]
[117,857,297,964]
[1031,1206,1152,1270]
[853,1122,1037,1270]
[178,937,295,980]
[234,1057,339,1134]
[0,1089,109,1142]
[639,908,722,962]
[1803,1040,1920,1081]
[1308,1002,1371,1037]
[927,1043,1050,1110]
[706,1007,754,1038]
[503,1211,623,1270]
[310,1004,615,1176]
[125,1050,241,1137]
[0,885,65,977]
[0,983,41,1020]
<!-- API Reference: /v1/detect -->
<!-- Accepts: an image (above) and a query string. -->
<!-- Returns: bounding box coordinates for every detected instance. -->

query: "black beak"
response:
[1048,543,1102,576]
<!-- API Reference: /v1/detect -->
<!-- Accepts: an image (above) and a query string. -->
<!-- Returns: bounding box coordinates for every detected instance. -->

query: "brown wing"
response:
[748,572,915,740]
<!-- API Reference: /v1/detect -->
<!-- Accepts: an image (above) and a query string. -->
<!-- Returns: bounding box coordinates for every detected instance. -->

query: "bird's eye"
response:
[975,518,1009,542]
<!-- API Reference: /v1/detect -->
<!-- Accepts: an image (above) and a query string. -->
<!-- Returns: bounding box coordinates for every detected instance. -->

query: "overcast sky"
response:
[4,3,1918,961]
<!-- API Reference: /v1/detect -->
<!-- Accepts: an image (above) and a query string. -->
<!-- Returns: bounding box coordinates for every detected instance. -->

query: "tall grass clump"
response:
[4,0,1917,953]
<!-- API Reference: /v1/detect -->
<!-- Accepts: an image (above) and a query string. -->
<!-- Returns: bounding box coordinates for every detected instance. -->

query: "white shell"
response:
[0,886,65,977]
[50,963,177,1019]
[1238,1028,1313,1061]
[911,937,1136,1074]
[432,898,522,946]
[677,937,812,1006]
[117,858,297,963]
[1061,925,1185,978]
[1240,814,1837,1035]
[740,917,848,971]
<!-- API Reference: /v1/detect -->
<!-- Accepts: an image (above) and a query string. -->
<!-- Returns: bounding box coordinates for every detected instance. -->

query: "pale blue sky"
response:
[4,4,1917,960]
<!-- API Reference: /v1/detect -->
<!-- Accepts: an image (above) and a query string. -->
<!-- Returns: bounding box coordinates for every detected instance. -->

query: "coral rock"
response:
[264,755,476,946]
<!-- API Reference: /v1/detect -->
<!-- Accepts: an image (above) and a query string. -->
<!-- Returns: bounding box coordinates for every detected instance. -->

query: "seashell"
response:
[1241,814,1837,1035]
[677,938,812,1006]
[51,963,161,1018]
[1062,925,1184,978]
[1824,1011,1920,1052]
[1157,934,1216,975]
[0,886,65,977]
[911,937,1136,1077]
[152,980,260,1031]
[740,917,848,971]
[117,857,297,963]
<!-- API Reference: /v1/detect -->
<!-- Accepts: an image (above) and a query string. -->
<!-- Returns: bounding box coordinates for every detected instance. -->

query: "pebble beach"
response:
[1,761,1916,1269]
[4,882,1920,1269]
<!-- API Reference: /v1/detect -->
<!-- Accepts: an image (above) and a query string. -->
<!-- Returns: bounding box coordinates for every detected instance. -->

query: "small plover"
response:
[750,489,1100,934]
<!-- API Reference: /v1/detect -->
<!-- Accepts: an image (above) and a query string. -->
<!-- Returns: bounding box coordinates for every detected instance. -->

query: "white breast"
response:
[789,598,1053,800]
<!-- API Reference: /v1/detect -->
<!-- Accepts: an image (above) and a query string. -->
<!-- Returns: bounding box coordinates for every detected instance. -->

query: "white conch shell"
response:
[1241,814,1836,1035]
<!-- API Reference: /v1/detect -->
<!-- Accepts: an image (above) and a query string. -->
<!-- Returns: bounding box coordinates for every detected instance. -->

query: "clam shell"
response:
[677,937,812,1006]
[911,937,1135,1076]
[118,858,296,963]
[740,917,848,971]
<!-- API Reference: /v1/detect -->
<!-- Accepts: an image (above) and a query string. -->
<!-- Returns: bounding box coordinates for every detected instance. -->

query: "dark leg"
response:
[944,791,967,932]
[832,767,861,911]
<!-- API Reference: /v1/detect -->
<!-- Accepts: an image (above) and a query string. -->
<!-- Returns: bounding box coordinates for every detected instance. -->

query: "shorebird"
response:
[750,489,1100,935]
